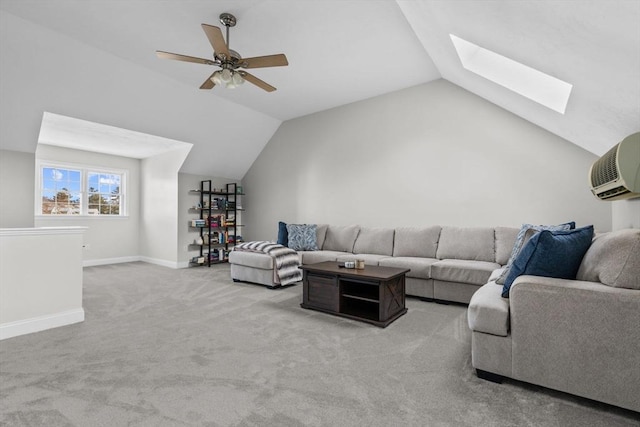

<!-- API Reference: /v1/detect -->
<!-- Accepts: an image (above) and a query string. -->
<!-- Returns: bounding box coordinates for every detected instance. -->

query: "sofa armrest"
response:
[509,276,640,412]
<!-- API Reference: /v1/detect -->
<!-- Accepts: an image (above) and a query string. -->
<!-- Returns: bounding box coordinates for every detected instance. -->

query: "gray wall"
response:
[612,199,640,230]
[243,80,612,241]
[0,150,35,228]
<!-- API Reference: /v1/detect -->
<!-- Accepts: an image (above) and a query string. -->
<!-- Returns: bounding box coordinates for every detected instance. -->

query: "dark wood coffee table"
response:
[300,261,410,327]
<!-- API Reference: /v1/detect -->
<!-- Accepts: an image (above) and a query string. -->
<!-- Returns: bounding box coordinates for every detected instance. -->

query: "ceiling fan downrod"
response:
[219,12,236,51]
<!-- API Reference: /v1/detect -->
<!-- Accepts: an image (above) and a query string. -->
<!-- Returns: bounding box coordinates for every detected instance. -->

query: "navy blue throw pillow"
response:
[501,225,594,298]
[277,221,288,246]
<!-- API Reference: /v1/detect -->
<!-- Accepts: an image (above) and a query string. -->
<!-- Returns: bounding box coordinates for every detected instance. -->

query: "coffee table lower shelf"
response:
[299,262,410,328]
[300,303,408,328]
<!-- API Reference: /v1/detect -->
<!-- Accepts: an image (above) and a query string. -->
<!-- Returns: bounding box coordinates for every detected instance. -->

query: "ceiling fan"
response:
[156,12,288,92]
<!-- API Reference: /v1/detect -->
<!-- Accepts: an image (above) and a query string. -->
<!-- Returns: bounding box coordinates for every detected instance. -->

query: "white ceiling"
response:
[1,0,638,177]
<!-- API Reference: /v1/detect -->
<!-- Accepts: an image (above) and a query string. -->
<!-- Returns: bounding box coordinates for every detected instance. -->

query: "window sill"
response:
[35,215,130,220]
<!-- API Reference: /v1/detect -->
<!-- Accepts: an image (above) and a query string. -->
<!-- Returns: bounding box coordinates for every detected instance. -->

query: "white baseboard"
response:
[83,256,186,269]
[0,308,85,340]
[139,256,180,269]
[83,256,141,267]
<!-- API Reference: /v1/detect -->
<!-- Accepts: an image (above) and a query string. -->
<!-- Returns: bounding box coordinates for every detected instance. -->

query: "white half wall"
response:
[0,150,35,228]
[242,80,612,240]
[0,227,86,340]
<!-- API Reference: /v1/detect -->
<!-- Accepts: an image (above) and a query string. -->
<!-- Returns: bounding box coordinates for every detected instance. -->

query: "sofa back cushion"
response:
[494,227,519,265]
[392,226,441,258]
[322,225,360,252]
[316,224,329,250]
[353,227,394,256]
[576,228,640,289]
[436,226,495,262]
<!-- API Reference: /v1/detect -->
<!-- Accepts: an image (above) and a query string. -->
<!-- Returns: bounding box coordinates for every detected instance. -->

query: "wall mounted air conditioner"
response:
[589,132,640,201]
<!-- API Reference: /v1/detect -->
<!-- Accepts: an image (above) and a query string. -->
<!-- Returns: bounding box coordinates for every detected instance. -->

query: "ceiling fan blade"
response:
[240,53,289,69]
[156,51,215,65]
[200,72,217,90]
[201,24,230,58]
[240,72,276,92]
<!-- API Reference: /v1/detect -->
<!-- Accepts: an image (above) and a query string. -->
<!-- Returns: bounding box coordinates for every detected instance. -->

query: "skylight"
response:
[450,34,572,114]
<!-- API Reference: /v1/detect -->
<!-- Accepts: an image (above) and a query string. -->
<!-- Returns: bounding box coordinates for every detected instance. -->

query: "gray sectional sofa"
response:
[229,224,640,412]
[230,224,519,303]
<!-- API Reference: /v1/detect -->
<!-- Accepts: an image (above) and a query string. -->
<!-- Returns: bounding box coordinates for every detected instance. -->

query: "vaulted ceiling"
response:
[1,0,638,178]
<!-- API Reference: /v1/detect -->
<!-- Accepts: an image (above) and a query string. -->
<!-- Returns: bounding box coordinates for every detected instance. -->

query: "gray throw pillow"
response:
[495,222,575,285]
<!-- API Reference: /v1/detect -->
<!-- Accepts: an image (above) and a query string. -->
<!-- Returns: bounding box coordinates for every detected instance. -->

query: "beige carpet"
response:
[1,262,637,426]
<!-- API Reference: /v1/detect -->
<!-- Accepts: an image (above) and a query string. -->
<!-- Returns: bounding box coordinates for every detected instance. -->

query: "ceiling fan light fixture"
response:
[211,71,224,85]
[220,68,233,83]
[232,72,244,86]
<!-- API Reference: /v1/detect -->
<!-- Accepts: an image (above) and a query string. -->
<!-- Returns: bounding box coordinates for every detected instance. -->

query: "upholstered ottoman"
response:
[229,242,302,288]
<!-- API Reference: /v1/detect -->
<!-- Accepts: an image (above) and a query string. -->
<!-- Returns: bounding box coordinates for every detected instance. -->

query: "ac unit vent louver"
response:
[591,146,619,187]
[589,132,640,201]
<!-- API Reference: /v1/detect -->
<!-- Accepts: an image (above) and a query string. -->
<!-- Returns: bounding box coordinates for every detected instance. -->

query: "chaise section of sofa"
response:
[468,228,640,412]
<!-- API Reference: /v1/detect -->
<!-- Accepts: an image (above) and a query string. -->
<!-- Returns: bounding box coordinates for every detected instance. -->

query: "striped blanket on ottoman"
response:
[233,241,302,286]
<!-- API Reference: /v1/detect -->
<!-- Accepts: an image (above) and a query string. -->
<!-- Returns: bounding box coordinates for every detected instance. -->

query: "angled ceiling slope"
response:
[397,0,640,156]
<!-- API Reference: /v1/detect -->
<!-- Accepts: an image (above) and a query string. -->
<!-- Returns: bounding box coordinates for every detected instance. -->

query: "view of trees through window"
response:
[41,167,123,215]
[88,172,120,215]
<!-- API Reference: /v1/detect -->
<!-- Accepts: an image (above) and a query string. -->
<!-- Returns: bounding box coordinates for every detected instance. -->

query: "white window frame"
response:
[36,160,128,217]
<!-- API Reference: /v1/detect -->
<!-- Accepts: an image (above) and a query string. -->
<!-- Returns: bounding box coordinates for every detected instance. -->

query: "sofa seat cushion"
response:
[300,250,349,265]
[468,281,510,336]
[229,250,274,269]
[431,259,500,285]
[378,257,438,279]
[336,253,390,266]
[436,226,496,262]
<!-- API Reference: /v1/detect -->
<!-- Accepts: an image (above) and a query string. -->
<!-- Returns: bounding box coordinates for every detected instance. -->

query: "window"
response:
[42,167,82,214]
[450,34,573,114]
[38,163,126,216]
[88,172,121,215]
